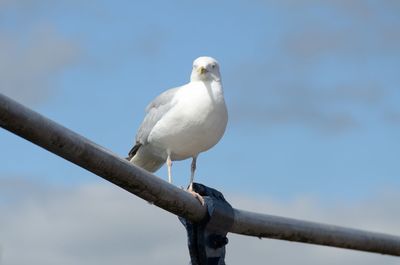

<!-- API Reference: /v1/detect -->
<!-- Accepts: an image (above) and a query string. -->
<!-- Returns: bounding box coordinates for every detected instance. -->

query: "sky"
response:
[1,0,400,264]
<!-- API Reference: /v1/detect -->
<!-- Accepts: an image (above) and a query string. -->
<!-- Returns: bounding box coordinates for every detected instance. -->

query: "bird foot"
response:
[187,187,205,205]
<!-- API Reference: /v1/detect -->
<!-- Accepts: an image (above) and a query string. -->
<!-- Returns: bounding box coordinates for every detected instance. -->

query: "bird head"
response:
[190,56,221,82]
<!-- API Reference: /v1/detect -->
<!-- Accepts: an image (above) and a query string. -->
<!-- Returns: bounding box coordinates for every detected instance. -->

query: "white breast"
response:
[148,80,228,160]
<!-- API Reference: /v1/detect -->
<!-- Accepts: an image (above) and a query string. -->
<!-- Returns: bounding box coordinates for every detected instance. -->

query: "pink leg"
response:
[167,154,172,183]
[187,156,204,205]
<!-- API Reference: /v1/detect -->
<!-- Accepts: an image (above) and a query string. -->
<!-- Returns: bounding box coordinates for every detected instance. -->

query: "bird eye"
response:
[211,64,216,69]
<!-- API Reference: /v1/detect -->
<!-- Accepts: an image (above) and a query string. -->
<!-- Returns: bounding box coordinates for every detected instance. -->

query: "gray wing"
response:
[135,87,180,144]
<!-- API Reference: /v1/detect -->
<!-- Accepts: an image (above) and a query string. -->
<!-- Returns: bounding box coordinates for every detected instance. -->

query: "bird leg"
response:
[167,154,172,183]
[189,156,197,188]
[187,156,204,205]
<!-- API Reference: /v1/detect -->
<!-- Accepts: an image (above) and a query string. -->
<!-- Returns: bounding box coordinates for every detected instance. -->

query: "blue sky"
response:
[1,1,400,264]
[1,0,400,201]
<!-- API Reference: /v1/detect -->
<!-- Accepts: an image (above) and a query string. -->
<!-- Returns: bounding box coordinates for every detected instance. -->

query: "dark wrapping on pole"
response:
[179,183,233,265]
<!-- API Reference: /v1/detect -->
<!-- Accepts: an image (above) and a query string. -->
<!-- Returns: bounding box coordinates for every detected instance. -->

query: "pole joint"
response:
[179,183,234,265]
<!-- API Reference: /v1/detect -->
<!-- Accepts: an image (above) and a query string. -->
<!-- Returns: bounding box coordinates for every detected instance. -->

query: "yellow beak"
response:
[198,66,207,75]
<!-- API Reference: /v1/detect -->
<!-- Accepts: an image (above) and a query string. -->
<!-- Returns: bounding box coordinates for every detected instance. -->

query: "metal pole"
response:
[232,209,400,256]
[1,92,400,256]
[0,93,207,222]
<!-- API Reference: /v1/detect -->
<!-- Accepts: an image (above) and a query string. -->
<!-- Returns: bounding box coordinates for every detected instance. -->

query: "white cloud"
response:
[1,177,399,264]
[0,177,188,265]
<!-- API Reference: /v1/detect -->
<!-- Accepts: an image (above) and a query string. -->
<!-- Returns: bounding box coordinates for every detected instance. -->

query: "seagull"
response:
[127,56,228,201]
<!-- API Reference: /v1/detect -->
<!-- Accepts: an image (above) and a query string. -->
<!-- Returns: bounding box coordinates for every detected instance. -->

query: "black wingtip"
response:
[127,143,142,160]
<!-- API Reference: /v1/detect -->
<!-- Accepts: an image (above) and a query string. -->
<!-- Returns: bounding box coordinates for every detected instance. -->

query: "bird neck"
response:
[190,79,222,91]
[190,73,221,83]
[197,79,224,104]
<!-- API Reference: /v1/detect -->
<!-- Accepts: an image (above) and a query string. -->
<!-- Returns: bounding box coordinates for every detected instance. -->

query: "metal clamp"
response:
[179,183,234,265]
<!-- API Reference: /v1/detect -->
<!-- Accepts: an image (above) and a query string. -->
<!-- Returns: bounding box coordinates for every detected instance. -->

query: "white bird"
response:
[127,56,228,199]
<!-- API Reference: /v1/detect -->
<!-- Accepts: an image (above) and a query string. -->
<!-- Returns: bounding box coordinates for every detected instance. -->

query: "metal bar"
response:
[1,92,400,256]
[0,93,207,222]
[232,209,400,256]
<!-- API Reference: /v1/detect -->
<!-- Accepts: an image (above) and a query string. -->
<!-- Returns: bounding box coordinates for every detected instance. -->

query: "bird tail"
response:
[127,143,165,173]
[127,143,141,160]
